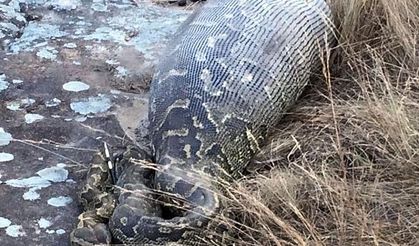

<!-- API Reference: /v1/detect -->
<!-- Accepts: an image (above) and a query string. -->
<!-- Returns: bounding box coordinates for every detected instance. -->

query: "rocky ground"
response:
[0,1,193,245]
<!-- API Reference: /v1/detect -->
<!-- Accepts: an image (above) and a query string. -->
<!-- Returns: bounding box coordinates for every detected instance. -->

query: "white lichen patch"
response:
[83,27,126,43]
[0,217,12,228]
[0,128,12,146]
[23,188,41,201]
[6,176,51,189]
[33,41,48,48]
[25,113,45,124]
[46,228,66,235]
[0,4,26,22]
[75,20,87,26]
[6,101,20,111]
[6,98,36,111]
[6,164,70,201]
[70,95,112,115]
[115,66,128,78]
[38,218,52,229]
[47,196,73,207]
[0,74,9,92]
[66,179,76,184]
[47,0,82,11]
[12,79,23,84]
[21,98,35,105]
[110,89,121,94]
[0,153,14,162]
[74,116,87,122]
[36,163,68,182]
[91,0,108,12]
[45,98,62,107]
[74,27,86,35]
[105,5,190,59]
[5,225,25,237]
[63,81,90,92]
[10,23,68,53]
[36,46,59,60]
[63,42,77,48]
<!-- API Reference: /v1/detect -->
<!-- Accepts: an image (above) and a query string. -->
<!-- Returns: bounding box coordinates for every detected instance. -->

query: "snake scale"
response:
[70,0,333,245]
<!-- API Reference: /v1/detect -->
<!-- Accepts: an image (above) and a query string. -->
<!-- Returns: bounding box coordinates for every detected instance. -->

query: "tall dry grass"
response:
[212,0,419,245]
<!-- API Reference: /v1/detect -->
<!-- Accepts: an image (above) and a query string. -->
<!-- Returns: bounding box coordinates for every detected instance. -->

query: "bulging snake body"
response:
[70,0,333,245]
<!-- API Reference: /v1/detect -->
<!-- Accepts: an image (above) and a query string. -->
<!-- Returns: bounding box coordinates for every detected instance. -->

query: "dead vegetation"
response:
[214,0,419,245]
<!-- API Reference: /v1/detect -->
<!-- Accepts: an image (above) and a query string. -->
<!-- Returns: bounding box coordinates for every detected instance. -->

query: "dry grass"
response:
[212,1,419,245]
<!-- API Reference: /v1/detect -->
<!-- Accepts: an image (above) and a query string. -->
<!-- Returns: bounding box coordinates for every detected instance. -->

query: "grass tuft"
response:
[213,1,419,245]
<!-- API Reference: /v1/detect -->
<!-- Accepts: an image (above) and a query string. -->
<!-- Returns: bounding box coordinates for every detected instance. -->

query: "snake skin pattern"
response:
[70,0,333,245]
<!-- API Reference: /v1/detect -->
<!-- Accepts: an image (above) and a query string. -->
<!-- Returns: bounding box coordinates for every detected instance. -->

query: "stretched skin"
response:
[71,0,333,245]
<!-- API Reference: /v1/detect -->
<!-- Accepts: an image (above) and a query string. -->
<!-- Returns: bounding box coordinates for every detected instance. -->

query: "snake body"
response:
[71,0,333,245]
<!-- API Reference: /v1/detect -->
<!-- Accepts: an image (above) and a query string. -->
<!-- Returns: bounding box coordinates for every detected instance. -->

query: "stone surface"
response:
[0,0,193,245]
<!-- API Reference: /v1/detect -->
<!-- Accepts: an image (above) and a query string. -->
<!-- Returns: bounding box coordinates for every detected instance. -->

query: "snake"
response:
[70,0,333,245]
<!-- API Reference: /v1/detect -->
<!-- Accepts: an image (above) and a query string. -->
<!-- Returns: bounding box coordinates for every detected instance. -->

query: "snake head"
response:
[109,165,221,244]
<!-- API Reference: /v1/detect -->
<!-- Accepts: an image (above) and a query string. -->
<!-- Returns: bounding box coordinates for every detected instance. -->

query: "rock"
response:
[0,1,194,245]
